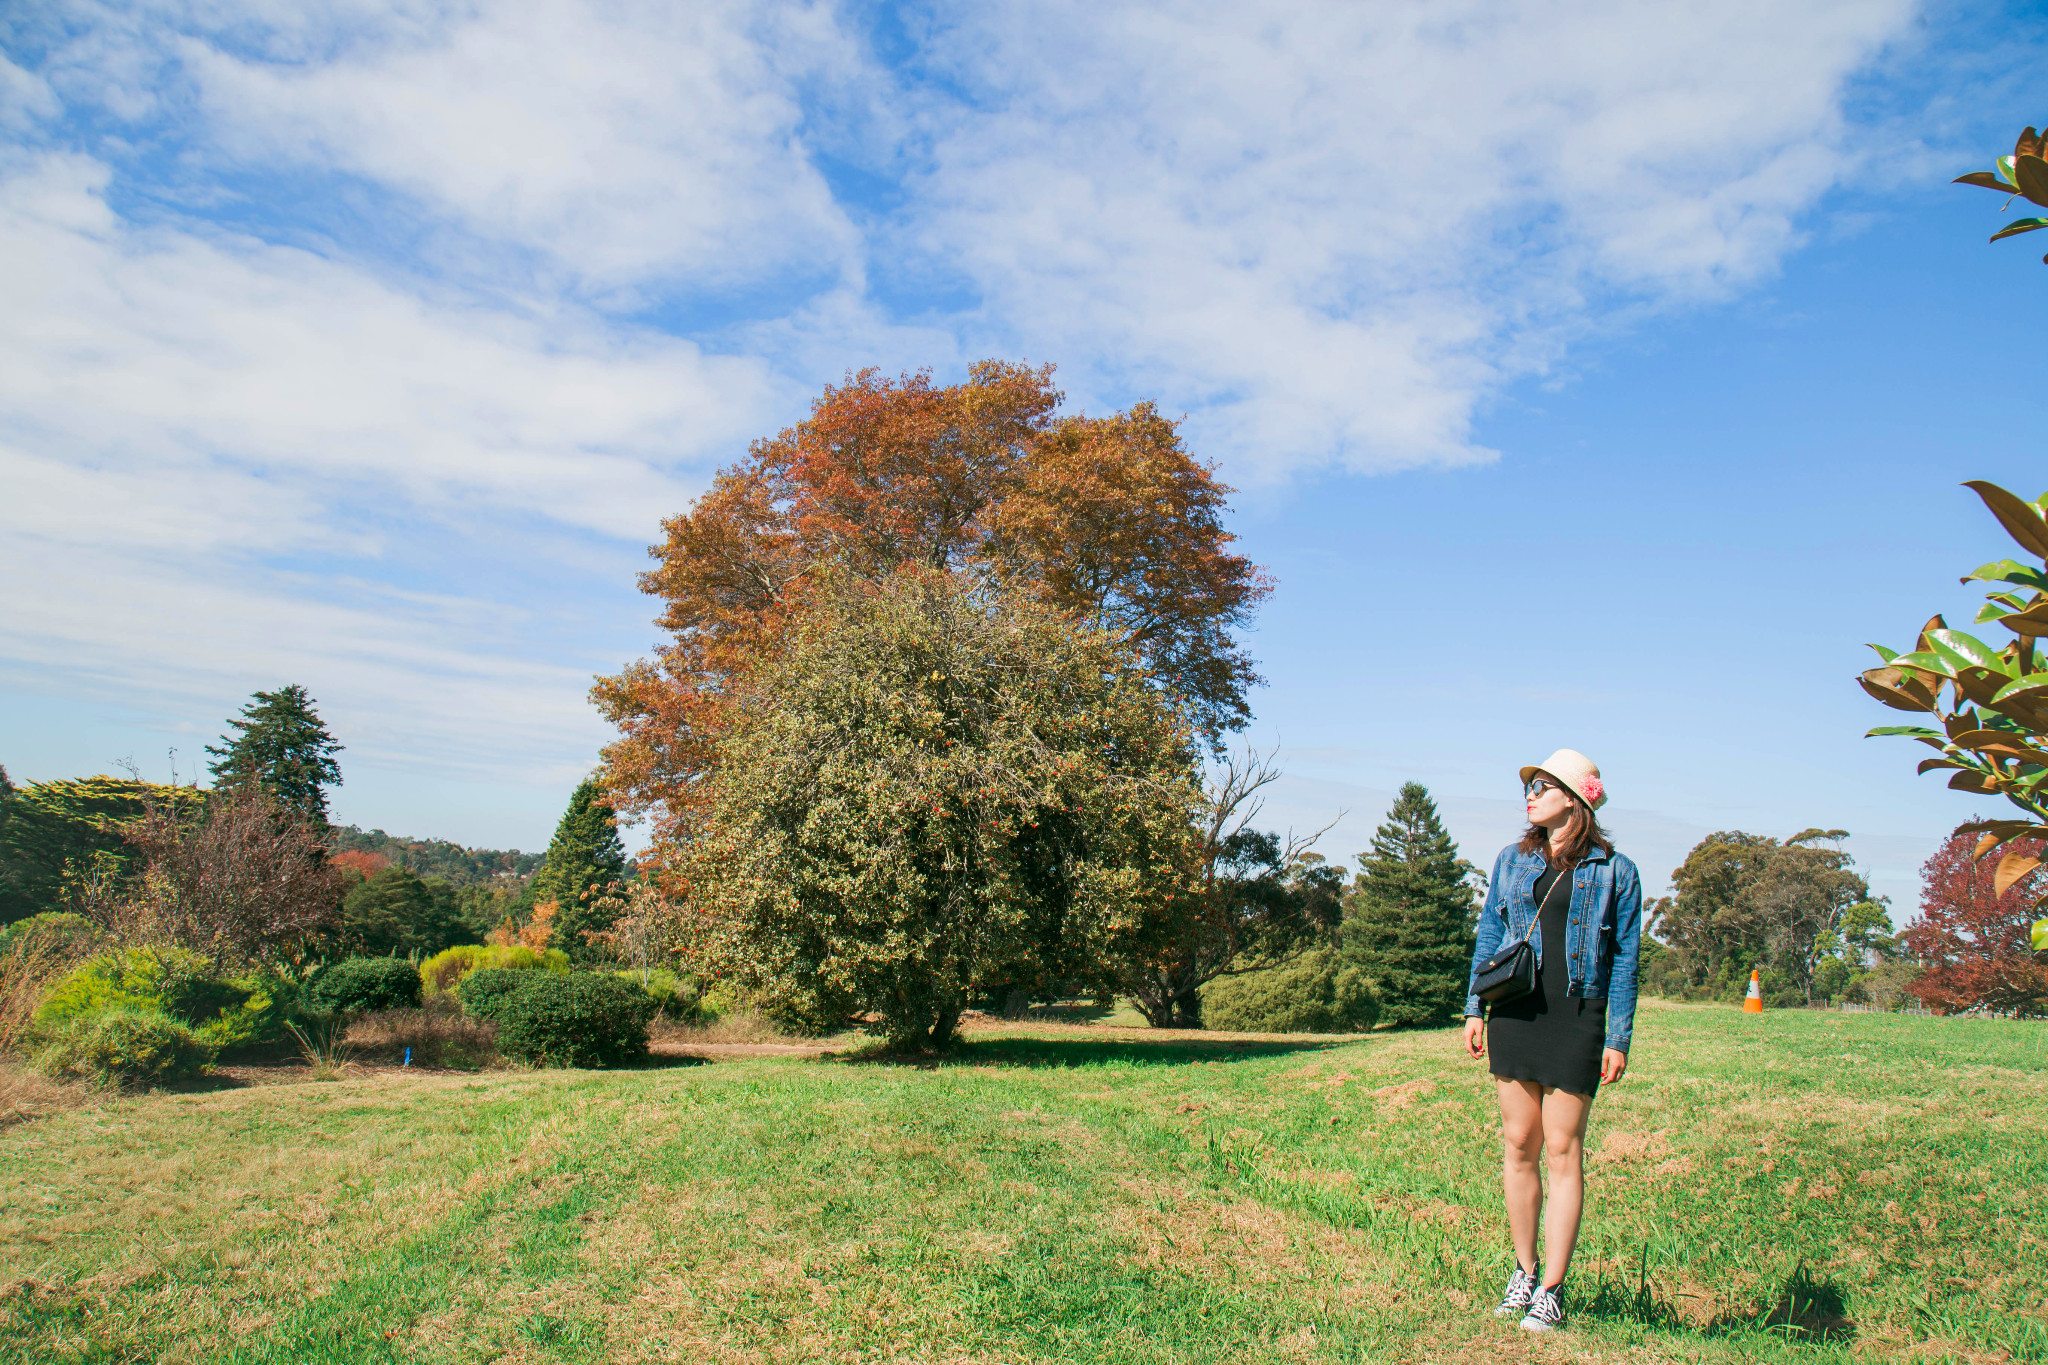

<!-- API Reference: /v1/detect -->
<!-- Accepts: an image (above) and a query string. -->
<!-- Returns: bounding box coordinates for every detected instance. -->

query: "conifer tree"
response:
[206,685,343,824]
[532,778,630,959]
[1342,782,1478,1027]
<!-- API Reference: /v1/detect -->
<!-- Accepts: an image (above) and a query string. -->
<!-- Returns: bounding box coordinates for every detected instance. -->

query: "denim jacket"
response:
[1463,841,1643,1054]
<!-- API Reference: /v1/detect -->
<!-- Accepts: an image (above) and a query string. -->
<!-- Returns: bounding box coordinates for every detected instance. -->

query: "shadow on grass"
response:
[1578,1260,1855,1345]
[842,1034,1355,1069]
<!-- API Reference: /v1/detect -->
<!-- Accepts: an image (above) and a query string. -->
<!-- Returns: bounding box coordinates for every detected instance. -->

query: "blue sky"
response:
[2,0,2043,913]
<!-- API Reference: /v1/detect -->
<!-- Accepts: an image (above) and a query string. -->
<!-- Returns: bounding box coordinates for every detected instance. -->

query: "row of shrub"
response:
[26,942,701,1088]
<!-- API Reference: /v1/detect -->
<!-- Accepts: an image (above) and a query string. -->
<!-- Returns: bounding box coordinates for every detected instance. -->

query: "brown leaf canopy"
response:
[595,361,1270,839]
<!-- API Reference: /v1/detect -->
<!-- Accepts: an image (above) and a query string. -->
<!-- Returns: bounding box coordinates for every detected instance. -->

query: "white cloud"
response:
[903,0,1916,476]
[0,0,1931,796]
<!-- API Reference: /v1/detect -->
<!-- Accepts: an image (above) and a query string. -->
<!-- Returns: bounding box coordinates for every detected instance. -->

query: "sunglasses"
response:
[1524,777,1560,800]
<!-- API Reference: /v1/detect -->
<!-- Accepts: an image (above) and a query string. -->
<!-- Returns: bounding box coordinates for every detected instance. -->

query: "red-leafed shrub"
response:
[1903,827,2048,1016]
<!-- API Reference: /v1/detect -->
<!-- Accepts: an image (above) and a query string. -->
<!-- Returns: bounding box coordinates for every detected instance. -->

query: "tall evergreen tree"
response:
[532,778,630,959]
[206,685,344,824]
[1341,782,1478,1027]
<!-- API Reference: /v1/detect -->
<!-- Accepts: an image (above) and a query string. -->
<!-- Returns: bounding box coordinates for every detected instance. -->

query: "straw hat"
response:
[1520,748,1607,811]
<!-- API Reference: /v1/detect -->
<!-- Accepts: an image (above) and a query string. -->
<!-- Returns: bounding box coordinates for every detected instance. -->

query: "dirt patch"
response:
[1372,1079,1436,1111]
[1592,1129,1672,1164]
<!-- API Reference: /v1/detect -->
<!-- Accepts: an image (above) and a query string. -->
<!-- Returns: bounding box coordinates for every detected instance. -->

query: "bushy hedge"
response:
[463,971,656,1068]
[35,1007,215,1087]
[1200,950,1381,1034]
[306,957,422,1015]
[420,943,569,995]
[621,968,701,1019]
[33,947,297,1050]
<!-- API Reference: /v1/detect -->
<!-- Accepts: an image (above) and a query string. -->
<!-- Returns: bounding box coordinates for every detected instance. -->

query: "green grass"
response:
[0,1001,2043,1363]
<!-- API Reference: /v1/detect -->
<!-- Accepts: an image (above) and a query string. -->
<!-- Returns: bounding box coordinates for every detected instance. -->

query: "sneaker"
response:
[1519,1284,1565,1333]
[1493,1265,1540,1318]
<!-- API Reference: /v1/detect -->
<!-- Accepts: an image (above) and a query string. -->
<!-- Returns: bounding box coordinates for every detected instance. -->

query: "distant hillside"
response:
[330,826,543,886]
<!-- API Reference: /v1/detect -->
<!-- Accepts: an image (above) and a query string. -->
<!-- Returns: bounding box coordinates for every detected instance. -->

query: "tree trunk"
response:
[1170,992,1202,1028]
[925,1003,963,1049]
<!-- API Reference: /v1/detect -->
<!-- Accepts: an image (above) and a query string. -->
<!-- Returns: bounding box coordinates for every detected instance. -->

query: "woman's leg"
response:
[1495,1079,1545,1271]
[1537,1086,1595,1287]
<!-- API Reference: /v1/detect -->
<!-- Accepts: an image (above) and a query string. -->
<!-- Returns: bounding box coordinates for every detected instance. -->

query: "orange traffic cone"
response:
[1743,968,1764,1013]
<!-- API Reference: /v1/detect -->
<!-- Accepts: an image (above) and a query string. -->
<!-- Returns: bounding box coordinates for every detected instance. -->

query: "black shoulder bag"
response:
[1472,869,1566,1006]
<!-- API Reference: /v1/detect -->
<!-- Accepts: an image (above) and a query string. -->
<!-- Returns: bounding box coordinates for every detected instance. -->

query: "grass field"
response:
[1,1000,2043,1364]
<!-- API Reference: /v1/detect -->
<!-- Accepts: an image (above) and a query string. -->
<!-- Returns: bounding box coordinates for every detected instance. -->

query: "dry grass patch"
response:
[0,1065,91,1129]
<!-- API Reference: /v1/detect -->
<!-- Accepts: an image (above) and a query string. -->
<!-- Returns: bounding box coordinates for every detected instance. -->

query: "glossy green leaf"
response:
[1889,649,1955,678]
[1955,170,2021,192]
[1991,217,2048,242]
[1866,642,1901,664]
[2000,154,2020,186]
[1865,726,1941,738]
[1994,601,2048,635]
[1962,559,2048,590]
[2016,154,2048,207]
[2032,917,2048,954]
[1992,673,2048,703]
[1918,757,1968,774]
[1964,480,2048,560]
[1926,628,2007,673]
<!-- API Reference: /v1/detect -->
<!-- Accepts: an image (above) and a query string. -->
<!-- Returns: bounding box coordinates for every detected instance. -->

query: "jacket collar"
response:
[1511,840,1613,867]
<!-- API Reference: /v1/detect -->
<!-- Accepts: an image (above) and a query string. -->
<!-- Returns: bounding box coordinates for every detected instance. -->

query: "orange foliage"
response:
[594,361,1270,848]
[329,849,390,879]
[487,899,556,950]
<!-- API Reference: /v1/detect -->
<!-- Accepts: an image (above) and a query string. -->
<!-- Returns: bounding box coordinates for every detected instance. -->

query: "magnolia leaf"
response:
[1992,673,2048,705]
[1858,669,1939,712]
[1997,692,2048,731]
[1949,770,1998,793]
[1954,170,2021,192]
[1962,559,2048,591]
[1959,817,2043,840]
[2033,917,2048,955]
[1955,665,2012,708]
[1964,481,2048,561]
[1994,600,2048,635]
[2016,155,2048,207]
[1890,649,1955,679]
[1949,727,2033,748]
[1867,643,1901,664]
[2001,154,2021,186]
[1866,725,1942,738]
[1991,217,2048,242]
[2022,128,2046,161]
[1927,628,2007,671]
[1917,614,1949,652]
[1918,757,1968,774]
[1976,832,2003,859]
[1996,852,2043,897]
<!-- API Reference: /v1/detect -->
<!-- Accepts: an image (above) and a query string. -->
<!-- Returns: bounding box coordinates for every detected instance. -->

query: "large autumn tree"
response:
[1904,826,2048,1016]
[594,362,1270,843]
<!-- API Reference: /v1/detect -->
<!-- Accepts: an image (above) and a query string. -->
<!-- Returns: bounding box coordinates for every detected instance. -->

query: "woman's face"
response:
[1525,773,1577,827]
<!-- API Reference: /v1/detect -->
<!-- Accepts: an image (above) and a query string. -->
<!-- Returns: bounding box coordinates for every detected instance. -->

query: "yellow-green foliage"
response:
[1199,948,1380,1034]
[32,948,295,1050]
[618,968,700,1017]
[419,943,568,995]
[34,1006,214,1086]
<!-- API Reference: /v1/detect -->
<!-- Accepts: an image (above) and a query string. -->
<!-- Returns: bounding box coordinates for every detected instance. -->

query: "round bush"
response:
[455,967,533,1022]
[307,957,422,1015]
[490,972,657,1068]
[1200,950,1381,1034]
[36,1008,215,1087]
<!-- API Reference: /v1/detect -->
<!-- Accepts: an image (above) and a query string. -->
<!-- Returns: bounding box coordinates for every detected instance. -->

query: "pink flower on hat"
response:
[1580,775,1603,805]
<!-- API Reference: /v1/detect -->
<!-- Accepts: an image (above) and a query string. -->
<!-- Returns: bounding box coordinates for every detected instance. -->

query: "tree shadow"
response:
[842,1034,1355,1069]
[1578,1261,1855,1345]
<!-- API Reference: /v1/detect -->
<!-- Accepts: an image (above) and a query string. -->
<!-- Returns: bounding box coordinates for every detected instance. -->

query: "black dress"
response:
[1487,862,1608,1098]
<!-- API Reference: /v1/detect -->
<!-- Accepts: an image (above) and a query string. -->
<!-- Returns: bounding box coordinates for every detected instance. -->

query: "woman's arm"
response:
[1464,847,1511,1020]
[1603,855,1642,1054]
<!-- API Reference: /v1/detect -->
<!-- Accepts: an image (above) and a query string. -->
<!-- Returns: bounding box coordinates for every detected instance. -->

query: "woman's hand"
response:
[1462,1015,1485,1059]
[1600,1047,1627,1084]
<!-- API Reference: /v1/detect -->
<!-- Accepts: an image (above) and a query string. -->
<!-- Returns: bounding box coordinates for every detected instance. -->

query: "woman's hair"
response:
[1519,783,1613,868]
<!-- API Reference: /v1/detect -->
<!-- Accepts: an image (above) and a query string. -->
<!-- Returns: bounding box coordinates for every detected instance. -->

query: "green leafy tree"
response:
[334,866,473,959]
[679,568,1203,1048]
[1952,124,2048,263]
[1110,750,1344,1028]
[1654,830,1871,1005]
[1857,480,2048,961]
[531,779,631,960]
[205,685,343,824]
[0,775,184,925]
[1341,782,1478,1027]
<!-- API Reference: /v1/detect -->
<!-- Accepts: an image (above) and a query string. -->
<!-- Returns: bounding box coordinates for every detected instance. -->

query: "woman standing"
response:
[1461,749,1641,1333]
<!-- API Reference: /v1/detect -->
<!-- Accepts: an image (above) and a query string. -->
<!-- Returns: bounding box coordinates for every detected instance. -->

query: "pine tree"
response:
[206,686,343,824]
[1341,782,1478,1027]
[532,778,630,960]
